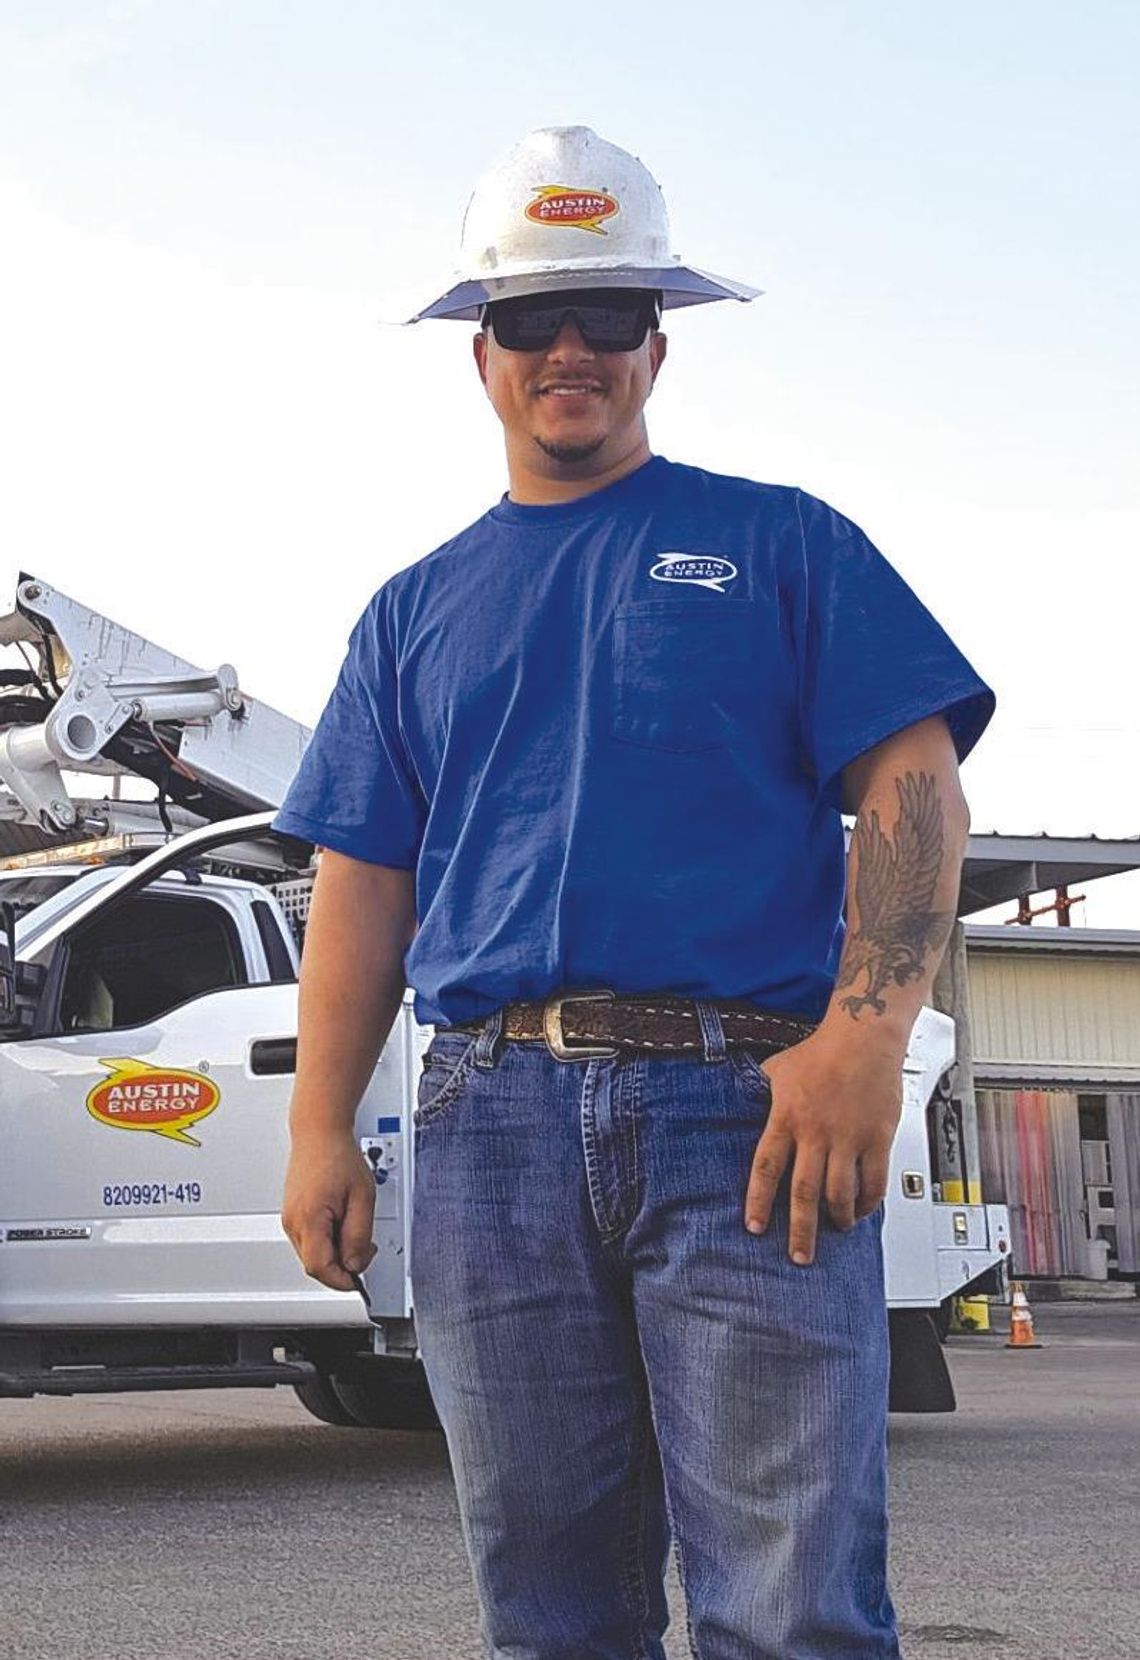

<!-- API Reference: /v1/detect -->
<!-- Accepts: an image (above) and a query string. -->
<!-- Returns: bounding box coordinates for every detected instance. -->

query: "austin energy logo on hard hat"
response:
[525,185,620,236]
[649,553,738,594]
[86,1058,220,1147]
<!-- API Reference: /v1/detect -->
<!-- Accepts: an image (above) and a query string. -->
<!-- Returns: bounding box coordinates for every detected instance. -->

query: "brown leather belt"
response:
[452,988,816,1063]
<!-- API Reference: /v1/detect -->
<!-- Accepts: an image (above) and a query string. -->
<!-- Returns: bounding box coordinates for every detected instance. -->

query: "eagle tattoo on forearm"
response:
[836,771,955,1018]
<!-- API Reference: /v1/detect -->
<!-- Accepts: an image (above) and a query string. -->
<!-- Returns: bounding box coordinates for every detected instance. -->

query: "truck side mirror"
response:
[0,902,17,1030]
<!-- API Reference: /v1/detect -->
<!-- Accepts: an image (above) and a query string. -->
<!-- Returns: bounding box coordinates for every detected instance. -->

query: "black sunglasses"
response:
[482,289,662,353]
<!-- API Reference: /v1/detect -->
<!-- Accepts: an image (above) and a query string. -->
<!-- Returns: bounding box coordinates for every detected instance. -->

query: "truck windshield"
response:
[0,873,84,920]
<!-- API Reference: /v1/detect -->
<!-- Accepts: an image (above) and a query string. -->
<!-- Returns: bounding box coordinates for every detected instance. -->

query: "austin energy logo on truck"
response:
[86,1058,220,1147]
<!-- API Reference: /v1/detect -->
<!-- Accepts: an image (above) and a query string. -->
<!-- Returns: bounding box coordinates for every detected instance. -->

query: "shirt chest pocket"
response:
[610,599,757,754]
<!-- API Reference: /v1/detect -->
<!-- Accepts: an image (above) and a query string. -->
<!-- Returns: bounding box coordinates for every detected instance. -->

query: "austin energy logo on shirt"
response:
[648,553,738,594]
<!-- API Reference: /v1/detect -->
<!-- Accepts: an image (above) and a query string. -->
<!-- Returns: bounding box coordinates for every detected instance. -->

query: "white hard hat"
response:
[404,125,760,323]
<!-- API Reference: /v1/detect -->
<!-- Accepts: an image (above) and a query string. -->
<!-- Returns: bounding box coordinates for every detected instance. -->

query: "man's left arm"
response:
[744,712,970,1263]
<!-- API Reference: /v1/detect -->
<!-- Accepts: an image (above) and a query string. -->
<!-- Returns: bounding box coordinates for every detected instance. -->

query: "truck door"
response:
[0,818,373,1331]
[882,1063,940,1307]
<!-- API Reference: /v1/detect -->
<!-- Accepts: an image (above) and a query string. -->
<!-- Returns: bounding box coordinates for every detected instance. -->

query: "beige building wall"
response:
[967,950,1140,1089]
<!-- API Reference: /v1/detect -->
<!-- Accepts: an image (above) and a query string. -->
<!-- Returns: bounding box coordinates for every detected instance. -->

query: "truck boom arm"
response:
[0,575,310,833]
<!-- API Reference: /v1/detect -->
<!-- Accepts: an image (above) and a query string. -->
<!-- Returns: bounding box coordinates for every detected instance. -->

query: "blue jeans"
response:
[410,1003,899,1660]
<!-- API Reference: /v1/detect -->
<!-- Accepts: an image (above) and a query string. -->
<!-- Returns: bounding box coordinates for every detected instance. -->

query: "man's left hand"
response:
[743,1024,905,1264]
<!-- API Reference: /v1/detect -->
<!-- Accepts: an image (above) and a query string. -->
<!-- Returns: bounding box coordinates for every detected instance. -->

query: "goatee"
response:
[534,435,607,464]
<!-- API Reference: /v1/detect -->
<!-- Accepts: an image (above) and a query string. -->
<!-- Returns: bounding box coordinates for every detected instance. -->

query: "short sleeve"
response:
[271,597,426,868]
[791,493,996,810]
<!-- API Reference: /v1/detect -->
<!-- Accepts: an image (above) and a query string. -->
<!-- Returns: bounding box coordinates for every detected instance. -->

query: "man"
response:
[277,126,994,1659]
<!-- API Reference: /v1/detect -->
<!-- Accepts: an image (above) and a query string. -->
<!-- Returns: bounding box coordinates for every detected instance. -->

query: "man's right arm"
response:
[281,848,417,1291]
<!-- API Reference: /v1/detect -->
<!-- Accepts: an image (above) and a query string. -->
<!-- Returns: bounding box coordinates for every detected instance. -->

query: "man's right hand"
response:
[279,849,415,1293]
[281,1131,378,1293]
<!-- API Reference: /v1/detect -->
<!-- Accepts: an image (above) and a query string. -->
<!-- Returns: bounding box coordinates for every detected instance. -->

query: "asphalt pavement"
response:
[1,1301,1136,1660]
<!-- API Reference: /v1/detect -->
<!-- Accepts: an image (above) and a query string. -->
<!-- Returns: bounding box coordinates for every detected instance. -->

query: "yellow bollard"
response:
[949,1295,991,1334]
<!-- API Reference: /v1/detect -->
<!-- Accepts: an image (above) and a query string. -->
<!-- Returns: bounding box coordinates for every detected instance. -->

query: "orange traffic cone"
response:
[1006,1281,1042,1349]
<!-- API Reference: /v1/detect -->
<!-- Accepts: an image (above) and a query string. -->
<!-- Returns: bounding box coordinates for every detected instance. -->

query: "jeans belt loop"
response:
[473,1005,504,1070]
[694,998,728,1064]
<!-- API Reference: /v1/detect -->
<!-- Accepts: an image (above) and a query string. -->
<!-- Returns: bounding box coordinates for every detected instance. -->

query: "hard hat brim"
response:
[400,262,761,324]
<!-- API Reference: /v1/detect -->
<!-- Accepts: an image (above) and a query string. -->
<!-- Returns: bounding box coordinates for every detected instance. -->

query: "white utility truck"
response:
[0,575,1010,1419]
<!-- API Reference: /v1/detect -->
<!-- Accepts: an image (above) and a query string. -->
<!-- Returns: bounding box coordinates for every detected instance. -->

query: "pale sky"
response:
[1,1,1137,924]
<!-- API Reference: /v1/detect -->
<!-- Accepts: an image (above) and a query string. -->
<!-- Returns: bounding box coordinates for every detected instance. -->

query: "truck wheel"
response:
[293,1370,359,1427]
[331,1357,441,1432]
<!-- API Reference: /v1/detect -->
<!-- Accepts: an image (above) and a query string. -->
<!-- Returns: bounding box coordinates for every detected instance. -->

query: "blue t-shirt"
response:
[273,457,994,1027]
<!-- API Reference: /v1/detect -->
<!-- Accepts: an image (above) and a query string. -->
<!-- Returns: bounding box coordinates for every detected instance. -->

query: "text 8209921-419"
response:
[101,1181,203,1207]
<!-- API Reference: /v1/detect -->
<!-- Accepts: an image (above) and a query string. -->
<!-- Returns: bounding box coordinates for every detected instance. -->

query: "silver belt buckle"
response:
[542,988,618,1062]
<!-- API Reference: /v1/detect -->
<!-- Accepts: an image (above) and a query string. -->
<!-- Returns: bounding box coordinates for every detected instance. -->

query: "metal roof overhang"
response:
[973,1060,1140,1092]
[958,833,1140,916]
[965,924,1140,956]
